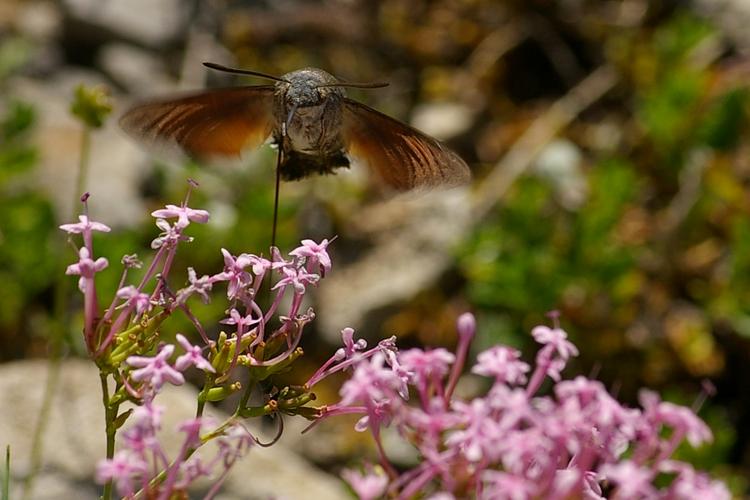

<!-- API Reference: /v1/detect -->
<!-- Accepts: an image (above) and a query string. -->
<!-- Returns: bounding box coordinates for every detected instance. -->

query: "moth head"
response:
[279,68,344,107]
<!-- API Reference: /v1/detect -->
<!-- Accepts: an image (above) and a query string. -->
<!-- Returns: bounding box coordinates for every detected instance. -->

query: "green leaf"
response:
[0,101,35,143]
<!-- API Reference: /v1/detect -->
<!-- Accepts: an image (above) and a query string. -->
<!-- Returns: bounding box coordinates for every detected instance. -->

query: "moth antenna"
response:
[319,82,389,89]
[203,62,290,84]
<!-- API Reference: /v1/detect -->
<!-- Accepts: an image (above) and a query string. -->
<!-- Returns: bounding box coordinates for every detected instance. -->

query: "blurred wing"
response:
[119,86,275,159]
[341,98,470,190]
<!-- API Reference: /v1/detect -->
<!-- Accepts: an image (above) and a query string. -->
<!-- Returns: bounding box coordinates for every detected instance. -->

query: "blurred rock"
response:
[318,187,472,339]
[225,2,365,45]
[62,0,184,46]
[98,43,174,94]
[411,102,475,140]
[0,359,348,499]
[696,0,750,53]
[533,139,588,210]
[16,1,62,42]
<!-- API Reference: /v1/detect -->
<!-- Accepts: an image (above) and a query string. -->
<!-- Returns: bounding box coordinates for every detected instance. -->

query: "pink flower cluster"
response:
[323,314,729,500]
[61,187,337,499]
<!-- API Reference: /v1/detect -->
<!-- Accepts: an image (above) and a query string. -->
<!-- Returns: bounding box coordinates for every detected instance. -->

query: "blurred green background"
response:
[1,0,749,494]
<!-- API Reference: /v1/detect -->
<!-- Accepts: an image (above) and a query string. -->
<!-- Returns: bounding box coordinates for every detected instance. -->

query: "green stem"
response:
[238,375,256,410]
[75,127,91,202]
[21,356,61,500]
[100,373,117,500]
[23,124,93,500]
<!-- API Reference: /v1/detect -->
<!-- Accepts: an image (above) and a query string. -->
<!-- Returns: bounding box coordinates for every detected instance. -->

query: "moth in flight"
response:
[120,63,471,191]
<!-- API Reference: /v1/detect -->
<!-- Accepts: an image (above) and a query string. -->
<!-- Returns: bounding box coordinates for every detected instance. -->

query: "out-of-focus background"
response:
[1,0,750,496]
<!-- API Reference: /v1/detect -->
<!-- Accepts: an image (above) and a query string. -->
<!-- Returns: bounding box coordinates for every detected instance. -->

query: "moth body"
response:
[273,68,349,180]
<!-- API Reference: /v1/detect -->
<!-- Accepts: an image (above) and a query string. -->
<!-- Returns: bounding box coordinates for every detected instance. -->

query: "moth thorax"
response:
[287,104,333,151]
[279,68,344,107]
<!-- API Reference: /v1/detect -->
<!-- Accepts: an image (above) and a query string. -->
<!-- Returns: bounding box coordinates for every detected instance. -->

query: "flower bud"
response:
[456,312,476,341]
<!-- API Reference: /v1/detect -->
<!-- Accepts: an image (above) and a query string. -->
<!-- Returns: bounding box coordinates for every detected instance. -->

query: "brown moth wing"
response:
[119,86,276,159]
[341,98,471,190]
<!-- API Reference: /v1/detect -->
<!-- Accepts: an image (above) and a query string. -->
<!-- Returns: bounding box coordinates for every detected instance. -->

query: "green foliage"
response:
[0,36,32,82]
[0,100,37,182]
[461,160,638,341]
[0,100,57,351]
[652,13,714,66]
[699,89,748,150]
[0,193,56,322]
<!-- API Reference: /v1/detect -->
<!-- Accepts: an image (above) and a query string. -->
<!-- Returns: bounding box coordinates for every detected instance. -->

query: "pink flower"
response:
[484,385,530,429]
[175,267,214,305]
[248,254,273,276]
[270,246,294,270]
[95,451,147,497]
[336,327,367,360]
[272,265,319,294]
[127,344,185,390]
[290,238,333,276]
[340,353,405,407]
[120,403,162,456]
[531,325,579,360]
[59,214,111,235]
[329,311,729,499]
[175,455,212,490]
[220,308,260,333]
[482,470,538,500]
[342,466,388,500]
[116,285,151,316]
[639,390,713,447]
[551,469,604,500]
[339,353,406,433]
[400,348,455,386]
[175,334,215,373]
[131,401,164,431]
[402,401,459,444]
[177,418,203,449]
[600,461,656,499]
[446,398,501,462]
[151,218,182,249]
[215,249,253,299]
[555,376,603,405]
[660,461,730,500]
[65,247,108,292]
[121,254,142,269]
[473,346,529,385]
[151,203,209,229]
[216,423,255,463]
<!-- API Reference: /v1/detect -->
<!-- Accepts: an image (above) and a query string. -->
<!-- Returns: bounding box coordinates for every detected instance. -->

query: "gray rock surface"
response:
[318,187,472,338]
[62,0,184,46]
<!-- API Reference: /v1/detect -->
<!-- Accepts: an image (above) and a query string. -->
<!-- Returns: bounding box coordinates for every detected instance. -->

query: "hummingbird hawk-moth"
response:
[120,63,471,191]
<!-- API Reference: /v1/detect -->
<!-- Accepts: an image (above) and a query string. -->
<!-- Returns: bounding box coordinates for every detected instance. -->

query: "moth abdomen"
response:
[279,151,350,181]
